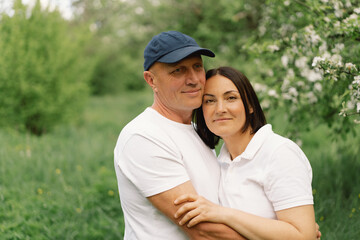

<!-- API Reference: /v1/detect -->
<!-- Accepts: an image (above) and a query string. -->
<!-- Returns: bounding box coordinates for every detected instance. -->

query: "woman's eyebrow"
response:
[203,90,239,97]
[223,90,239,94]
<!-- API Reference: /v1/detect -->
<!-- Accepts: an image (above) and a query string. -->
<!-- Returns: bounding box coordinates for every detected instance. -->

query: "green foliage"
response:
[70,1,360,138]
[0,0,95,135]
[72,0,149,95]
[238,0,360,137]
[0,92,359,239]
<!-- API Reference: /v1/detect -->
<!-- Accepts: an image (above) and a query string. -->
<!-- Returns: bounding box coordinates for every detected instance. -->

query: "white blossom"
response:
[259,25,267,36]
[314,82,322,92]
[345,0,352,8]
[297,81,305,87]
[354,75,360,83]
[312,56,324,67]
[268,89,278,98]
[287,68,295,78]
[345,63,357,71]
[347,101,355,110]
[330,54,343,67]
[281,55,289,67]
[135,7,144,15]
[261,99,270,109]
[253,83,267,93]
[307,92,318,103]
[339,108,347,117]
[354,8,360,14]
[268,44,280,52]
[335,9,343,18]
[289,87,299,97]
[333,1,344,18]
[304,25,322,45]
[348,14,358,20]
[332,43,345,53]
[296,12,304,18]
[295,56,308,69]
[319,42,327,53]
[306,70,322,82]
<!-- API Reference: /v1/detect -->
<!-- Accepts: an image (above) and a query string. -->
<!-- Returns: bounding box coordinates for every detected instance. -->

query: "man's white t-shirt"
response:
[218,124,314,219]
[114,107,220,240]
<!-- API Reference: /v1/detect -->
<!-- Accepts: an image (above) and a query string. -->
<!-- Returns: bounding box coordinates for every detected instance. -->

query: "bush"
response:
[0,0,95,135]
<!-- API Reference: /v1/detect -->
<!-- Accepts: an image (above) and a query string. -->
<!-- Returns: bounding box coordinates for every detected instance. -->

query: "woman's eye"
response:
[227,96,237,101]
[204,99,215,104]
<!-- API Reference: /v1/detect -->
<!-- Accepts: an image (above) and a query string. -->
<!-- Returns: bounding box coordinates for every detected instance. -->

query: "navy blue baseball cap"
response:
[143,31,215,71]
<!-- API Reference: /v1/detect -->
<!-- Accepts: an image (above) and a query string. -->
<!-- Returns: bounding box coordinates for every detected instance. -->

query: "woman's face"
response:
[202,74,247,139]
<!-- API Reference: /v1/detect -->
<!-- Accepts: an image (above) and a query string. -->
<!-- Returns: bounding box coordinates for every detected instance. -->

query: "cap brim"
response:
[157,46,215,64]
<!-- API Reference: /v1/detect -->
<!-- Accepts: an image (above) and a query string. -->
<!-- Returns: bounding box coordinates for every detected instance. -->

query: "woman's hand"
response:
[174,194,224,227]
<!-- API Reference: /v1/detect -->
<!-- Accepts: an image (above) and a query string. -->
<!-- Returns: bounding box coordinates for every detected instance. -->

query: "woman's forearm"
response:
[219,205,316,240]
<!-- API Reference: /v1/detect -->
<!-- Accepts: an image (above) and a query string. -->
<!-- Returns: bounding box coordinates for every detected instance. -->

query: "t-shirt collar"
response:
[219,124,273,163]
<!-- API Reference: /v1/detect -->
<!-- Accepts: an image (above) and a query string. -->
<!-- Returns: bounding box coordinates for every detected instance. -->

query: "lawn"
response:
[1,89,359,239]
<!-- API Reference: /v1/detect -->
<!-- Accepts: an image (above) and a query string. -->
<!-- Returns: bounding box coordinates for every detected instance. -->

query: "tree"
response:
[0,0,95,135]
[240,0,360,136]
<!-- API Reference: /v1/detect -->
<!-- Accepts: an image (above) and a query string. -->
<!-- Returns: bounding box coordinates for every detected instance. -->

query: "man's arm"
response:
[147,181,246,240]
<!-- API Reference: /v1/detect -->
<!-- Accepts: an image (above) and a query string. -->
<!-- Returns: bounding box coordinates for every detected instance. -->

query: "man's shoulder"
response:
[121,108,163,137]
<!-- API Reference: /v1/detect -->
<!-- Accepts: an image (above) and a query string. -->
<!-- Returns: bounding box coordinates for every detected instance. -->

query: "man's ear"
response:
[144,71,157,92]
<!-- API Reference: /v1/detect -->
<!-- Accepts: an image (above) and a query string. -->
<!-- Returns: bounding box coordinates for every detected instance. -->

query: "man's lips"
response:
[182,89,201,94]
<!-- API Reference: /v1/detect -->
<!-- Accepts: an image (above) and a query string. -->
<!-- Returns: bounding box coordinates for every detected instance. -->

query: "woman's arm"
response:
[175,194,317,240]
[148,181,247,240]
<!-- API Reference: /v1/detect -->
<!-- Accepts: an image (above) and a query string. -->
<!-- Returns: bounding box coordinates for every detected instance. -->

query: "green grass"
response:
[1,89,359,239]
[0,90,153,239]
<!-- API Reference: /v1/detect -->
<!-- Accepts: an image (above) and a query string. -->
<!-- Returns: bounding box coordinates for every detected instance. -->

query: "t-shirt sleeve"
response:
[116,134,190,197]
[264,141,314,211]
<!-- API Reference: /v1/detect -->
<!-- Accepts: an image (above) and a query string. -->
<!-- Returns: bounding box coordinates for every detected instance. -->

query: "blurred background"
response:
[0,0,359,239]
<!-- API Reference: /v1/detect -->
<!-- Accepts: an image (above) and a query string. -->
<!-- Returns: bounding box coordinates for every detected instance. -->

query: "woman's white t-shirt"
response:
[218,124,314,219]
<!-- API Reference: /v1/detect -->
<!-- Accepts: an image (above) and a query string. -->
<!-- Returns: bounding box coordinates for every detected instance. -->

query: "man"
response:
[114,31,245,239]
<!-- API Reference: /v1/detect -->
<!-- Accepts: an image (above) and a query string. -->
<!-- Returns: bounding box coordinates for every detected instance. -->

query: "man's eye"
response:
[194,64,203,69]
[171,67,184,74]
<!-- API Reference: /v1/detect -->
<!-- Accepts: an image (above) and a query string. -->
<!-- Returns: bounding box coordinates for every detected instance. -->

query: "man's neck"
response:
[151,104,193,124]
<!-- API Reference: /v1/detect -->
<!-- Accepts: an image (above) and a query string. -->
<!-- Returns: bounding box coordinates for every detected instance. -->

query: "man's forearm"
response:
[189,222,247,240]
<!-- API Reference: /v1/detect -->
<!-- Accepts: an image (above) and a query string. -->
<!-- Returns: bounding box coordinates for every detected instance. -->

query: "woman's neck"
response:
[222,128,254,160]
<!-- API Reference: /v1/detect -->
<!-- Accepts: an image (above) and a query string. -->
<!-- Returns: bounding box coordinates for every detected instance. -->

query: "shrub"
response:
[0,0,95,135]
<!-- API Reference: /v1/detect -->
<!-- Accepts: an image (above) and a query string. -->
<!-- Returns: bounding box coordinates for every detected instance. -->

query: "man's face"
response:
[150,55,206,115]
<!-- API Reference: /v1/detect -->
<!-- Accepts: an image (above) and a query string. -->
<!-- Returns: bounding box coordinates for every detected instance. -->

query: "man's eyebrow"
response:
[167,62,180,67]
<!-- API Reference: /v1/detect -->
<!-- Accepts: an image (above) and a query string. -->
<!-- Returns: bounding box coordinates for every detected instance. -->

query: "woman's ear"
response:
[144,71,157,92]
[249,105,254,114]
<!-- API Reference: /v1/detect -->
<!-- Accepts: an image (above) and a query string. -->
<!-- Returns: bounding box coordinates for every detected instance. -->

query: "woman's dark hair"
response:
[193,66,267,149]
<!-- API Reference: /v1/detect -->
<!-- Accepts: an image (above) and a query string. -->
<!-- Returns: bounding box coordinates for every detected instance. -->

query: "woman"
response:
[174,67,319,240]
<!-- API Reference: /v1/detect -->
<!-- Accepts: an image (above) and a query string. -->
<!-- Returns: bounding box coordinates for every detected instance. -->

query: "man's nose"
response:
[185,69,200,85]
